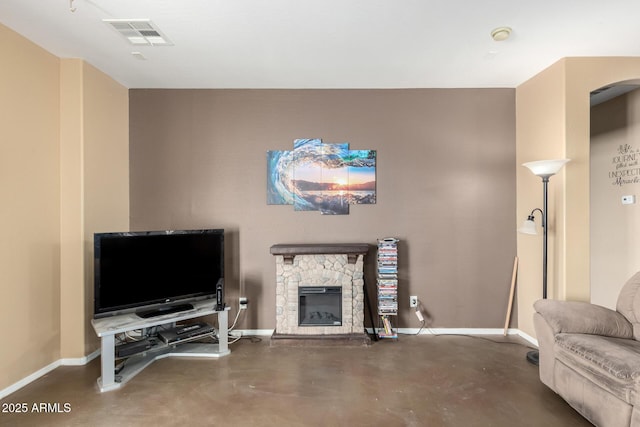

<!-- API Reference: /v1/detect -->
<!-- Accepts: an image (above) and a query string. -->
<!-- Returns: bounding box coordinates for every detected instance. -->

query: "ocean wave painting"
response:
[267,139,376,215]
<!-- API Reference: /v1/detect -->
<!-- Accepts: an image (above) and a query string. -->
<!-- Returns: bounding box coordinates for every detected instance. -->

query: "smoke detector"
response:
[490,27,512,42]
[131,52,147,60]
[103,19,173,46]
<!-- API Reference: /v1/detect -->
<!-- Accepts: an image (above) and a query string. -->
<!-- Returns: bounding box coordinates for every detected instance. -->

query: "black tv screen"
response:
[93,229,224,318]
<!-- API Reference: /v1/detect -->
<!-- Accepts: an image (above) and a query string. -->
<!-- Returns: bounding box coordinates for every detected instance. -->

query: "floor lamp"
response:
[519,158,570,365]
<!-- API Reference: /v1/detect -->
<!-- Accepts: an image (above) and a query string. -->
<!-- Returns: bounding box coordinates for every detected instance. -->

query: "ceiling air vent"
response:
[103,19,173,46]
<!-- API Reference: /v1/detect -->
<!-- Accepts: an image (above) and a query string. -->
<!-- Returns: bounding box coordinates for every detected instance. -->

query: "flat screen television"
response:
[93,229,224,319]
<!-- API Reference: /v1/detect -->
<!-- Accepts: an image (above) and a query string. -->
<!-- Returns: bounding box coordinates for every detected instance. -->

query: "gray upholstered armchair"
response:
[534,271,640,427]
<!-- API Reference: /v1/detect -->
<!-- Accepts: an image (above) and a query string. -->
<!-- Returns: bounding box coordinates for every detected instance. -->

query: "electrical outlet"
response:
[409,296,418,308]
[239,297,248,310]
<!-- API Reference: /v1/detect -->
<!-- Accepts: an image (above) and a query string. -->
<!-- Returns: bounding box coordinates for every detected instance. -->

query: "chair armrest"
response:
[534,299,633,338]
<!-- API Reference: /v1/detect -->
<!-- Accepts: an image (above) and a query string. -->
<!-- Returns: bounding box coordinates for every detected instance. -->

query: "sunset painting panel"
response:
[266,139,376,215]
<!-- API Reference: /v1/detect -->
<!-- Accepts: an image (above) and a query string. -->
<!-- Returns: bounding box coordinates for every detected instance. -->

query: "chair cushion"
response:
[617,271,640,340]
[555,333,640,405]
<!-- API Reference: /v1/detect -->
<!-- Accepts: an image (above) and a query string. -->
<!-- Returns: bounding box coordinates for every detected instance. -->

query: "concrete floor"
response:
[0,334,591,427]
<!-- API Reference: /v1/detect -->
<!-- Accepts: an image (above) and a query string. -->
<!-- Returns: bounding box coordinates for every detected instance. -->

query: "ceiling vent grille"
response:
[103,19,173,46]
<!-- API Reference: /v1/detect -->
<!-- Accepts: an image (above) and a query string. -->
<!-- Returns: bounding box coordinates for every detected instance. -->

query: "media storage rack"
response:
[377,238,398,339]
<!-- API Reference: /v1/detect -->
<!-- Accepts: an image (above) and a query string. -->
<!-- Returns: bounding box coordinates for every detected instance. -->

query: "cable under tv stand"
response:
[91,300,230,392]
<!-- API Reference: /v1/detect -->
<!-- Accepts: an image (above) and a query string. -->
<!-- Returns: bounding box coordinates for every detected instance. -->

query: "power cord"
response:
[226,301,262,344]
[425,328,537,350]
[402,298,535,350]
[227,304,243,332]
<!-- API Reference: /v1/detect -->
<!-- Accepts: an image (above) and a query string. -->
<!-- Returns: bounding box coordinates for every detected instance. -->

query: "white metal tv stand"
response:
[91,300,230,392]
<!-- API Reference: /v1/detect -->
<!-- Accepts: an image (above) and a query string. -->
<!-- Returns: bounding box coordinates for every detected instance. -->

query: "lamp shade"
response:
[522,159,570,177]
[519,219,538,235]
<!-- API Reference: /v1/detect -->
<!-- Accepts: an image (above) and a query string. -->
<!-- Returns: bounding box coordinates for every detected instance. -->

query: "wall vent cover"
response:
[103,19,173,46]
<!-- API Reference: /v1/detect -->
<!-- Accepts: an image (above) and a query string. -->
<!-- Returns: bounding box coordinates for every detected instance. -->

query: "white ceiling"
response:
[2,0,640,89]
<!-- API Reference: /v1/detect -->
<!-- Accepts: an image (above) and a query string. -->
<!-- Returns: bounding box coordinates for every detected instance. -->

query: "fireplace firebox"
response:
[299,286,342,326]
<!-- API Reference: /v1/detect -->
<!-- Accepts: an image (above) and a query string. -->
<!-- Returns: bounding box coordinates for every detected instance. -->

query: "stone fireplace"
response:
[270,243,369,343]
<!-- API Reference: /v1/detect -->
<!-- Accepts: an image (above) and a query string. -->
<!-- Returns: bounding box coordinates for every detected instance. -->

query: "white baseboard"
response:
[0,359,61,400]
[229,329,274,337]
[0,349,101,400]
[60,348,101,366]
[368,326,538,344]
[232,328,538,344]
[397,327,523,336]
[514,329,538,347]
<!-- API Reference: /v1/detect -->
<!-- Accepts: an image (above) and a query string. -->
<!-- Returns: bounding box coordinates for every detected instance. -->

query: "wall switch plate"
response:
[622,195,636,205]
[409,296,418,308]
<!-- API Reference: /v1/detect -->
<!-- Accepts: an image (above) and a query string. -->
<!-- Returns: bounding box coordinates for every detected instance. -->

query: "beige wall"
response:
[60,60,130,358]
[515,60,568,337]
[516,57,640,337]
[60,59,84,359]
[1,23,129,393]
[0,24,61,389]
[591,88,640,308]
[129,89,517,330]
[81,61,130,354]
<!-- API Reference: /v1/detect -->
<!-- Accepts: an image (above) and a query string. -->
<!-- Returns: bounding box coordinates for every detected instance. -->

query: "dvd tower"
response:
[377,238,398,339]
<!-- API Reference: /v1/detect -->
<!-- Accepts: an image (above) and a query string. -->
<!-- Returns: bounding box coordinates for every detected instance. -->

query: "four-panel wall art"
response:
[267,139,376,215]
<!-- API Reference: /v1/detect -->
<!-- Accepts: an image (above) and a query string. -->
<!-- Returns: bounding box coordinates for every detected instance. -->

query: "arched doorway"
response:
[590,80,640,308]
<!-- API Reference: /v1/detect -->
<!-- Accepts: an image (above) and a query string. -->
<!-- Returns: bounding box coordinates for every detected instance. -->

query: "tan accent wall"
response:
[129,89,517,330]
[515,60,568,337]
[0,24,61,389]
[60,59,85,359]
[60,60,129,358]
[516,57,640,337]
[81,61,129,354]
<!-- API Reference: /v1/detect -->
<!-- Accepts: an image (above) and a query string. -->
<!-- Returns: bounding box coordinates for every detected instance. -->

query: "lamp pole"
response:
[524,176,551,366]
[541,176,549,299]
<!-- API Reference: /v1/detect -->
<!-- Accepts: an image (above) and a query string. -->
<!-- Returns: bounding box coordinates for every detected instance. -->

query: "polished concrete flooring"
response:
[0,334,591,427]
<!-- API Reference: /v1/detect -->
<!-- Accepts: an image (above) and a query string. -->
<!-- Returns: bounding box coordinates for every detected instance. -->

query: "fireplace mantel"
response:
[270,243,369,264]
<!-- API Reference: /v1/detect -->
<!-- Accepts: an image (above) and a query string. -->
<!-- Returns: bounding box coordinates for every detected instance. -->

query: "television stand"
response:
[136,303,195,318]
[91,300,230,392]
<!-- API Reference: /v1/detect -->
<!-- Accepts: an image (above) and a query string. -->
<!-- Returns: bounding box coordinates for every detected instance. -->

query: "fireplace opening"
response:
[298,287,342,326]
